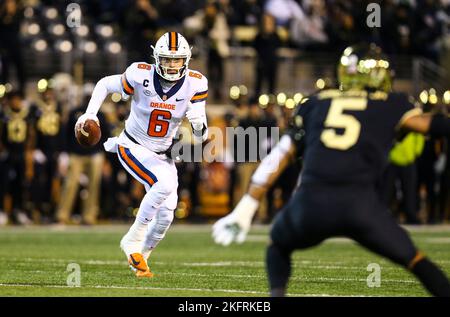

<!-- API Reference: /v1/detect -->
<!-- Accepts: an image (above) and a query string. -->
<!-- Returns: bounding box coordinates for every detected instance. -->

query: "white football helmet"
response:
[152,32,192,82]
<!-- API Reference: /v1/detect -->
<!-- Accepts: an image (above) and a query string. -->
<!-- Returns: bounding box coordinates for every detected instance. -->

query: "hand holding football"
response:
[75,119,101,147]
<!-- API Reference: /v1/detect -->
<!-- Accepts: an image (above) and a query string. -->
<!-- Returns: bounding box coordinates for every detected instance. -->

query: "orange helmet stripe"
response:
[170,32,177,51]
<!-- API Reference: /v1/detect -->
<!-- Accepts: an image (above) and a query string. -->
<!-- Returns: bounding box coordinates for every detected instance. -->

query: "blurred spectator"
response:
[202,1,231,101]
[264,0,305,27]
[324,0,357,51]
[29,88,63,223]
[155,0,198,26]
[56,101,110,225]
[124,0,159,63]
[437,137,450,223]
[0,100,6,225]
[253,13,281,98]
[290,0,328,48]
[381,132,425,224]
[229,0,262,26]
[0,0,25,94]
[413,0,445,62]
[380,1,413,55]
[0,91,34,224]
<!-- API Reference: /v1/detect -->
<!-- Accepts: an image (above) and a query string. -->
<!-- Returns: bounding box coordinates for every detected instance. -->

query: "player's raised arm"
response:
[75,62,138,134]
[401,112,450,138]
[212,134,297,246]
[74,75,121,132]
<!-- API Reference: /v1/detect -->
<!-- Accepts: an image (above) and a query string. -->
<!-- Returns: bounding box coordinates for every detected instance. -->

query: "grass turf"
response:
[0,224,449,297]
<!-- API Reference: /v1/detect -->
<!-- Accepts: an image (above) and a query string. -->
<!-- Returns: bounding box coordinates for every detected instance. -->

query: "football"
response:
[76,119,101,147]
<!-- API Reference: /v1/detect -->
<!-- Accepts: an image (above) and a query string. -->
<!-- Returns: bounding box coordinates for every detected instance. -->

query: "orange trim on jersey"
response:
[121,74,134,95]
[191,92,208,101]
[170,32,177,51]
[118,146,155,186]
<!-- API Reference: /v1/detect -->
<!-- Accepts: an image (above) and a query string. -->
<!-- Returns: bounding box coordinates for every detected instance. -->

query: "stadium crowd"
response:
[0,0,449,225]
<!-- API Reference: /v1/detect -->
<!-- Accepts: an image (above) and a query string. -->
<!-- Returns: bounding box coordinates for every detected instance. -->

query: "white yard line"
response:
[6,257,450,269]
[0,283,370,297]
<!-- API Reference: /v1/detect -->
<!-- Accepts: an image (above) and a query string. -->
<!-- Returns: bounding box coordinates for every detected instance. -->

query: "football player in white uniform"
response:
[75,32,208,277]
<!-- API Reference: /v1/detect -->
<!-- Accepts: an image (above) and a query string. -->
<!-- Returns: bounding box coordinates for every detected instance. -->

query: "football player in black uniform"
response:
[0,91,34,224]
[213,44,450,296]
[29,87,63,221]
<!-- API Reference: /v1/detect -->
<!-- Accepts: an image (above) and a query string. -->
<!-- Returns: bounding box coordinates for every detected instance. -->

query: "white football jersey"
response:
[120,62,208,152]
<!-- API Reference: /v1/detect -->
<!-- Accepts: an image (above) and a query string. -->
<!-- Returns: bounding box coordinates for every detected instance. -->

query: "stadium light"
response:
[277,93,287,106]
[76,25,89,37]
[27,23,40,35]
[97,25,114,38]
[49,23,66,36]
[175,201,189,219]
[45,7,58,20]
[429,88,438,104]
[259,94,269,108]
[84,41,97,54]
[37,79,48,92]
[316,78,325,90]
[229,86,240,100]
[444,91,450,105]
[419,90,428,104]
[239,85,248,96]
[0,85,5,98]
[293,93,304,104]
[107,41,122,54]
[5,83,13,93]
[285,98,295,109]
[56,40,73,53]
[34,39,48,51]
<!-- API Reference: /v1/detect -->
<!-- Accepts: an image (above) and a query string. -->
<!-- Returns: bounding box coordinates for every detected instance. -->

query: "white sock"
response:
[120,219,148,255]
[141,211,173,261]
[142,248,153,261]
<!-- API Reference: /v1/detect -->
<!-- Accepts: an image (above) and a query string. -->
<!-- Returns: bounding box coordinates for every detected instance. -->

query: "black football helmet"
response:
[337,43,392,93]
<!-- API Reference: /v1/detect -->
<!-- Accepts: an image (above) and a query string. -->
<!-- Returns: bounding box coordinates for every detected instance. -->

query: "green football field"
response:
[0,224,449,297]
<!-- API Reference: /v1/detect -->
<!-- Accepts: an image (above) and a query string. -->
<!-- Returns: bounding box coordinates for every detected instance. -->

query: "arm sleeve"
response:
[188,75,209,142]
[85,74,122,115]
[251,134,294,186]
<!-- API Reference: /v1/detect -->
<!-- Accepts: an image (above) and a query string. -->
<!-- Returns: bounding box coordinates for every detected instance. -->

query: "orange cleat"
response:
[135,270,154,278]
[128,253,149,272]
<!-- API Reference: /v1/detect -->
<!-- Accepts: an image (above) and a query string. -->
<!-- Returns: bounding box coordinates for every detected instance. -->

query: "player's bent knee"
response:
[152,179,176,198]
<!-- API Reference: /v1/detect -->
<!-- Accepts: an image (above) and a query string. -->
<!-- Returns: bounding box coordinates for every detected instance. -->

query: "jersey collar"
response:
[153,70,185,102]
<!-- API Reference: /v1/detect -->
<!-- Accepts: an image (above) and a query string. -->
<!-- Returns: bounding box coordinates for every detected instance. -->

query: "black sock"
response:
[266,243,292,297]
[411,258,450,297]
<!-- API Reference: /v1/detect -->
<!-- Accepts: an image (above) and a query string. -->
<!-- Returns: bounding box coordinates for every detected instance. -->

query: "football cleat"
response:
[128,253,149,272]
[135,269,154,278]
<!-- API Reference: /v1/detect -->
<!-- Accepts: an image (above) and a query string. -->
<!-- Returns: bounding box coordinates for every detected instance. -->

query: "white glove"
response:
[186,108,204,131]
[74,113,99,136]
[212,194,259,246]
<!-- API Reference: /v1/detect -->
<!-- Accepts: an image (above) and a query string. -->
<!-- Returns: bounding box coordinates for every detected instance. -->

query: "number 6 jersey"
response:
[119,62,208,153]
